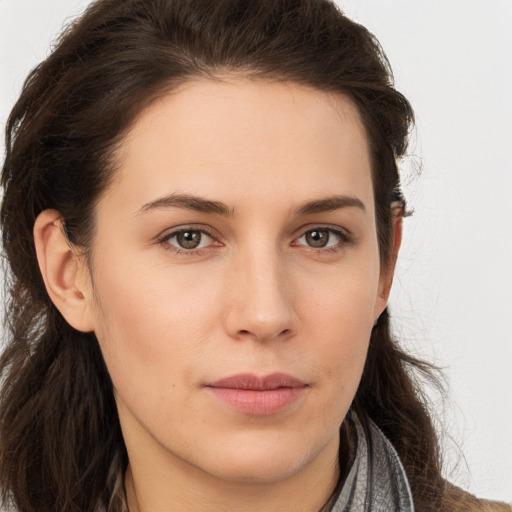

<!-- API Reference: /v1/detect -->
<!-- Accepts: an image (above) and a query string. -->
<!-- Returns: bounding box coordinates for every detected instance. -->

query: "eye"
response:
[294,228,347,249]
[162,229,216,251]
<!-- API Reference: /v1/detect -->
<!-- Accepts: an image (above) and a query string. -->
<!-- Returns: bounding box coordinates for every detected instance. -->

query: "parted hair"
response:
[0,1,447,510]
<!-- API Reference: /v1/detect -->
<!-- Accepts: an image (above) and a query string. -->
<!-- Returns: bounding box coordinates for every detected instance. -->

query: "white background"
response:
[1,0,511,503]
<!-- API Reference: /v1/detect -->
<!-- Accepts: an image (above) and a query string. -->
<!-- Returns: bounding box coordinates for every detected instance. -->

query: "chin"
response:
[194,431,331,484]
[205,455,306,484]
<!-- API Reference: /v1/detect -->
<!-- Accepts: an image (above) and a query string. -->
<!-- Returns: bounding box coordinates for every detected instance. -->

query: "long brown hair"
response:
[1,1,445,510]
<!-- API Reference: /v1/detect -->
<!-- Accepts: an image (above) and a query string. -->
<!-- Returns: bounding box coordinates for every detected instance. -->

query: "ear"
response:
[33,210,95,332]
[374,206,403,318]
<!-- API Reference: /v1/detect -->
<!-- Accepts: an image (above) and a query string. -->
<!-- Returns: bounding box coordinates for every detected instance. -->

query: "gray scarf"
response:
[329,412,415,512]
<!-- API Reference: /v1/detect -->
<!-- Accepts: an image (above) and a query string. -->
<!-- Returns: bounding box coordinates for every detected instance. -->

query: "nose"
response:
[223,249,298,343]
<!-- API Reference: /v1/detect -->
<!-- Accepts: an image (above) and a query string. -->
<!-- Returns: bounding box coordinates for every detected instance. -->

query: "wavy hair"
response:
[1,1,446,510]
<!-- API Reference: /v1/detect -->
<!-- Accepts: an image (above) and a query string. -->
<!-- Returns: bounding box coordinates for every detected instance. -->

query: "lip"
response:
[204,373,308,415]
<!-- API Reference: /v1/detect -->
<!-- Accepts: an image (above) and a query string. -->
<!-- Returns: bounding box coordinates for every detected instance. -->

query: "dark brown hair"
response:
[1,0,445,510]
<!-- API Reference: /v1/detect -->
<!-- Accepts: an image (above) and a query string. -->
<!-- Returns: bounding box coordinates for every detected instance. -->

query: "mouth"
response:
[204,373,309,415]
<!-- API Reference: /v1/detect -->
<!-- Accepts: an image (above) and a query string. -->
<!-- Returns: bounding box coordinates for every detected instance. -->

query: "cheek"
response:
[302,263,378,382]
[90,258,223,405]
[300,257,379,336]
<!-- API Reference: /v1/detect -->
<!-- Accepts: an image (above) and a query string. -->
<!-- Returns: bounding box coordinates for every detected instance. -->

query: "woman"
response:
[0,0,509,511]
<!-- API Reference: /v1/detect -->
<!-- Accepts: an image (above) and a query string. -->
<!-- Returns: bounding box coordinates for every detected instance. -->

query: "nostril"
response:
[235,327,293,342]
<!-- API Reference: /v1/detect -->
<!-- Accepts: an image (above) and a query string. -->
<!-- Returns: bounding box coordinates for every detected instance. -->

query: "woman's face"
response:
[83,78,391,484]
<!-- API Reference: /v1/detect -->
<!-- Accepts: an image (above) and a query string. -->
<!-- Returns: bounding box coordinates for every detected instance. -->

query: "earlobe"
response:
[33,210,95,332]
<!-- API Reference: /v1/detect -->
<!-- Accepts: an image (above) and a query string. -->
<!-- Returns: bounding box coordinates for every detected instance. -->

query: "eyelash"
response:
[293,227,350,253]
[158,226,219,255]
[158,226,351,255]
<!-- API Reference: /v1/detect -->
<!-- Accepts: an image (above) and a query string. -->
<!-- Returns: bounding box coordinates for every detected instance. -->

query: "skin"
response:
[34,78,400,511]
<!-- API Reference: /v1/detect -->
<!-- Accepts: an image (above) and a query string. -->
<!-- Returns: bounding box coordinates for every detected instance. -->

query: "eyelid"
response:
[292,223,351,239]
[291,224,351,249]
[157,224,222,252]
[156,223,219,239]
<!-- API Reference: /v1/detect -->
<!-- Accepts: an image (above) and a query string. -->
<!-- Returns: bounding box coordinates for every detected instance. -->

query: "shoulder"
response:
[443,483,512,512]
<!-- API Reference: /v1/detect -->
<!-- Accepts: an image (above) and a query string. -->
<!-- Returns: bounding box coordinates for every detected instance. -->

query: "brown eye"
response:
[305,229,330,248]
[295,227,347,250]
[176,230,202,249]
[163,229,215,251]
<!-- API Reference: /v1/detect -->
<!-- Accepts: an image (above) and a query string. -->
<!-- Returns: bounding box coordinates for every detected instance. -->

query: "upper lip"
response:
[206,373,307,390]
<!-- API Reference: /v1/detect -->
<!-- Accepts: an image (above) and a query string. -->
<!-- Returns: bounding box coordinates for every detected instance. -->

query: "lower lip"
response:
[206,386,306,415]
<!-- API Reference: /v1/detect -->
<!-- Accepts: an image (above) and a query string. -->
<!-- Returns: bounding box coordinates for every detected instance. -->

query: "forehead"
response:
[104,77,374,216]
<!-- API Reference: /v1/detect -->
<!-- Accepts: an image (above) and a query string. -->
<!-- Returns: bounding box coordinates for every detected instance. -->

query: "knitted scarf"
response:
[329,412,415,512]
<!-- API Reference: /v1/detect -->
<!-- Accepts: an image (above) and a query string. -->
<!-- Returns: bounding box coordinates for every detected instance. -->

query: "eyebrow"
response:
[136,193,234,216]
[136,193,366,217]
[294,195,366,215]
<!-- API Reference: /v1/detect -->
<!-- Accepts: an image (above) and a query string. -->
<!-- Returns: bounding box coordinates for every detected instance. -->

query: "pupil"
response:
[306,229,329,248]
[177,231,201,249]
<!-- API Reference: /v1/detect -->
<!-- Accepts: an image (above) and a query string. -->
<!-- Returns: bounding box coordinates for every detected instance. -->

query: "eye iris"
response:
[176,230,201,249]
[306,229,329,248]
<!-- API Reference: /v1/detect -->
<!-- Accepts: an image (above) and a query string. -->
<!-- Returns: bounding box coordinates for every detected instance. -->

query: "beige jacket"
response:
[443,484,512,512]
